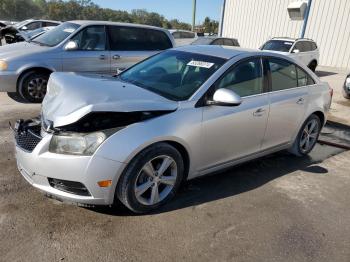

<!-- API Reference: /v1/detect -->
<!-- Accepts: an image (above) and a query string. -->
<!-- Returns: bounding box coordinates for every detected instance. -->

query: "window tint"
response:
[217,58,263,97]
[224,39,234,46]
[25,22,41,30]
[70,26,106,51]
[297,67,316,86]
[212,39,224,45]
[43,22,59,27]
[261,40,293,52]
[180,32,195,38]
[269,58,297,91]
[108,26,172,51]
[311,42,317,50]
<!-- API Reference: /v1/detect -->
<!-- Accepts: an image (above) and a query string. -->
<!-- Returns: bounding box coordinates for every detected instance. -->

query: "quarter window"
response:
[268,58,297,91]
[70,26,106,51]
[108,26,172,51]
[217,58,263,97]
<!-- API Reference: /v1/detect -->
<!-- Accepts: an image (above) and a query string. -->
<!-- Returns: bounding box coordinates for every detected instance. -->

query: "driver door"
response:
[200,58,270,171]
[61,25,111,74]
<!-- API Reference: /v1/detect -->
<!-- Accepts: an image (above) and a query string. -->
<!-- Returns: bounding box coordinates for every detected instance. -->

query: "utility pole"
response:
[192,0,196,32]
[300,0,312,38]
[219,0,227,36]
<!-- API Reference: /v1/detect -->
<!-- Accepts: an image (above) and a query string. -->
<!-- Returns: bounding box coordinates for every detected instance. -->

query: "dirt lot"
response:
[0,68,350,262]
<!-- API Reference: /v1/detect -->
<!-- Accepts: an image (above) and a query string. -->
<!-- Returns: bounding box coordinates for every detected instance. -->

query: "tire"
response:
[116,143,184,213]
[342,88,350,99]
[7,92,28,103]
[289,114,321,157]
[308,61,317,72]
[18,71,50,103]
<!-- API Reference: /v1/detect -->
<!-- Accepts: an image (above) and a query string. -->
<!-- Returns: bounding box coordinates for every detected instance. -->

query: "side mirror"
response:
[64,40,78,51]
[21,25,28,31]
[207,88,242,106]
[293,49,300,54]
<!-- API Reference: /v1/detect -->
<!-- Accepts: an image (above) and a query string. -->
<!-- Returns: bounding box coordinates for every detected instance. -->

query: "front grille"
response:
[48,178,91,196]
[15,126,42,152]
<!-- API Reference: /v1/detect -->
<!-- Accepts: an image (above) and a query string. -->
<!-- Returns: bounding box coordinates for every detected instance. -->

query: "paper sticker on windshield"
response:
[187,60,214,68]
[63,28,75,33]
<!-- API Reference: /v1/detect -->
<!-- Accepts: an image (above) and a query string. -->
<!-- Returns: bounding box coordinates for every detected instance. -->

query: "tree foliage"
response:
[0,0,218,32]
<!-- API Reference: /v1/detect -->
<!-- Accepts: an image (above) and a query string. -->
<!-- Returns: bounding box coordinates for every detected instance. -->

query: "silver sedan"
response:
[14,45,332,213]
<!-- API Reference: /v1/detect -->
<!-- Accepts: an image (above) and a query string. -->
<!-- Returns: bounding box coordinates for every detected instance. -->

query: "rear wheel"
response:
[116,143,184,213]
[308,61,317,72]
[289,114,321,156]
[18,71,50,103]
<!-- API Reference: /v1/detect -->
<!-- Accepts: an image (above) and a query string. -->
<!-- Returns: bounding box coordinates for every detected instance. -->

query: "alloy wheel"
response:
[299,118,319,153]
[134,155,177,206]
[27,77,48,100]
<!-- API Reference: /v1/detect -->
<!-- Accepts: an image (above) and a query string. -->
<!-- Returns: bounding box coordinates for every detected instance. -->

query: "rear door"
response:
[262,58,309,150]
[107,26,173,74]
[61,25,111,74]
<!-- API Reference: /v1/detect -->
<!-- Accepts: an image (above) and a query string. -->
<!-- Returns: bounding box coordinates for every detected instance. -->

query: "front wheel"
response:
[116,143,184,213]
[308,61,317,72]
[18,71,50,103]
[289,114,321,157]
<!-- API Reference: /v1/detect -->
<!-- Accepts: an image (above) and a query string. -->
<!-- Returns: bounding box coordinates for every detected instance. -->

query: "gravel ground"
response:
[0,68,349,262]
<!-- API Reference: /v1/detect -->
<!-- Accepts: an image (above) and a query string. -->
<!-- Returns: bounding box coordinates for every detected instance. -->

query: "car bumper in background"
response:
[0,71,18,92]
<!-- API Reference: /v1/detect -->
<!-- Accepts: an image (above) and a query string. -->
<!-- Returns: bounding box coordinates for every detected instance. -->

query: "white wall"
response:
[222,0,350,69]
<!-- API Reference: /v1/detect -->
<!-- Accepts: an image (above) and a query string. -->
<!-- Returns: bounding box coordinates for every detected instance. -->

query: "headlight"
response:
[0,60,8,71]
[49,132,107,155]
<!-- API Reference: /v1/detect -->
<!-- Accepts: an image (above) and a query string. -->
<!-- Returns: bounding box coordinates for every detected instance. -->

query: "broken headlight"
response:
[49,132,107,156]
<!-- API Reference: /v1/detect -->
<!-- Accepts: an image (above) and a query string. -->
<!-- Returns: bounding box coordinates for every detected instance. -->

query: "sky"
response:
[92,0,224,24]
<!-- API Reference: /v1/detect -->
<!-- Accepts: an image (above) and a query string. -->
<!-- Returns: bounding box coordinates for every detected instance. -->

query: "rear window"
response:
[261,40,294,52]
[108,26,172,51]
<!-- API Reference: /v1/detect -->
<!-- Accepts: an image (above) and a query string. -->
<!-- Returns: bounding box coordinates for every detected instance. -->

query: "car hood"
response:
[42,72,179,128]
[0,42,49,59]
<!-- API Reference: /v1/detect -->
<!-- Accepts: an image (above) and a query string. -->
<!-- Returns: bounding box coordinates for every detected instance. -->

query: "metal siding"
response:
[223,0,350,69]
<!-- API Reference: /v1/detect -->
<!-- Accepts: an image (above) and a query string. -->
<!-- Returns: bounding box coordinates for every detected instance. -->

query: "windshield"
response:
[32,22,80,47]
[119,50,226,101]
[261,40,293,52]
[191,38,213,45]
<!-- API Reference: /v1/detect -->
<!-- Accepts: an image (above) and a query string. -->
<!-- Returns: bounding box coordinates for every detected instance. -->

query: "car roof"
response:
[174,45,258,59]
[69,20,167,31]
[271,37,315,42]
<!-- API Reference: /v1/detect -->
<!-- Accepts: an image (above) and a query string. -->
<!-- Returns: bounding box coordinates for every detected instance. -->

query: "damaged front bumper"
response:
[13,119,126,206]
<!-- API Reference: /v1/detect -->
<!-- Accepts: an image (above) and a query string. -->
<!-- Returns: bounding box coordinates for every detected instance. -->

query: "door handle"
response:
[296,98,305,105]
[112,55,120,60]
[99,55,106,60]
[253,108,266,117]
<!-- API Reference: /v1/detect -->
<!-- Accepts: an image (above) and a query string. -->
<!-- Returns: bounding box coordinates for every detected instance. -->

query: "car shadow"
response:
[315,70,338,77]
[88,144,345,217]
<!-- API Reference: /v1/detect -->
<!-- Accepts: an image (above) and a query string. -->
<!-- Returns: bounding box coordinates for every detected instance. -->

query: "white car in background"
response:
[260,37,319,72]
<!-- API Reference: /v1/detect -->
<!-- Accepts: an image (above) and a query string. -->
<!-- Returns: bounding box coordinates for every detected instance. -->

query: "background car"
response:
[343,73,350,99]
[0,19,61,45]
[0,20,175,103]
[3,26,55,44]
[260,37,319,72]
[14,46,332,213]
[169,29,197,46]
[191,36,239,47]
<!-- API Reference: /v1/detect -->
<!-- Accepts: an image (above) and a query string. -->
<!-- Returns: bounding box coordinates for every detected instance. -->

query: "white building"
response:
[221,0,350,69]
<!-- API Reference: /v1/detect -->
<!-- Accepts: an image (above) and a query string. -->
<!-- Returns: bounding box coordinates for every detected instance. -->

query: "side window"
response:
[172,32,181,39]
[293,42,304,52]
[216,58,263,97]
[43,22,59,27]
[109,26,172,51]
[70,26,106,51]
[181,32,195,38]
[25,22,41,30]
[297,67,315,86]
[212,39,224,45]
[311,42,317,50]
[223,39,234,46]
[268,58,297,91]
